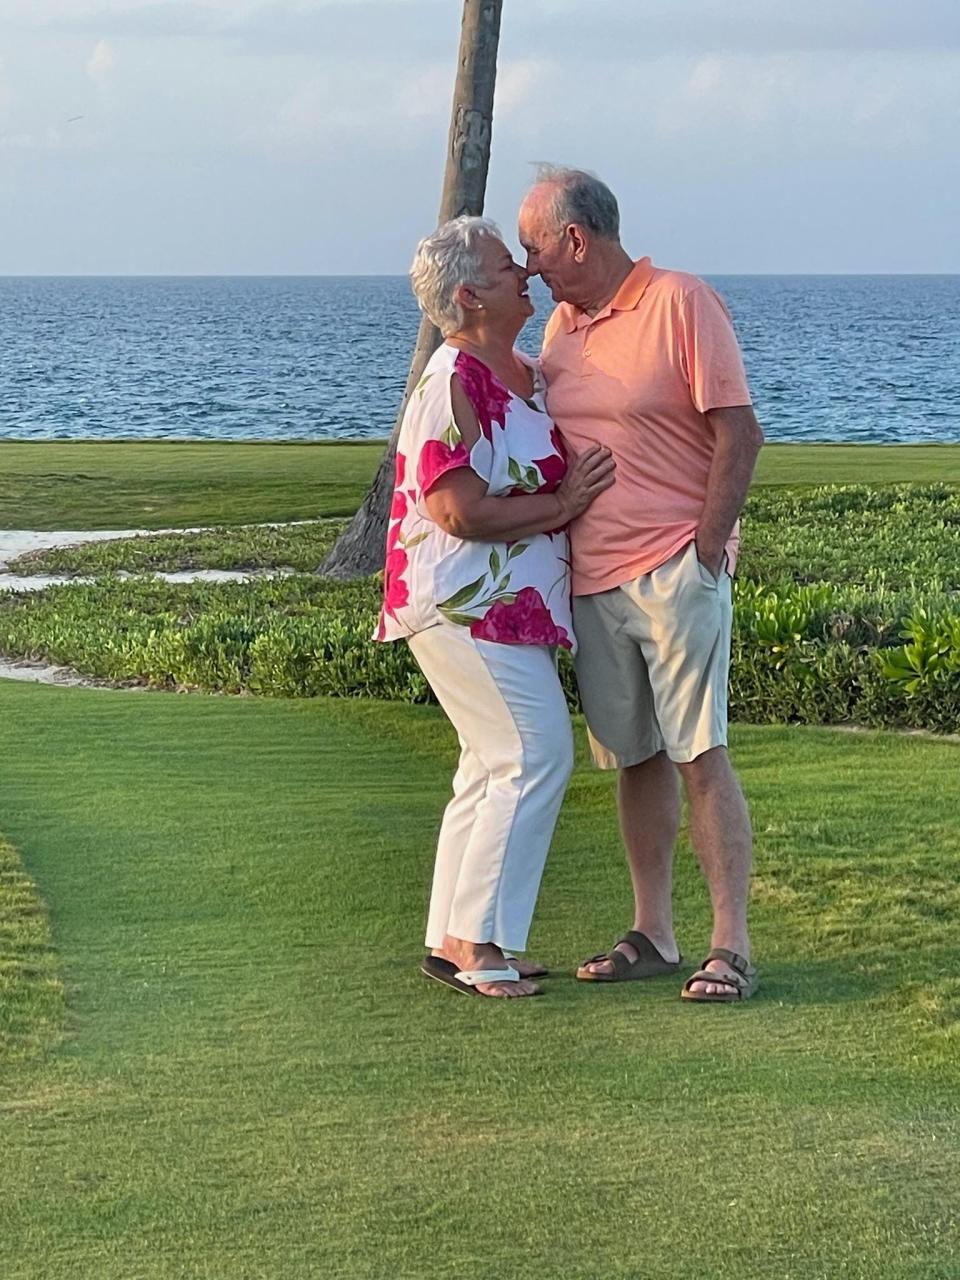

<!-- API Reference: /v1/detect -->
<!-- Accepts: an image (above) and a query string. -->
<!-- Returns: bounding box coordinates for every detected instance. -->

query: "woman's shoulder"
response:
[405,343,457,413]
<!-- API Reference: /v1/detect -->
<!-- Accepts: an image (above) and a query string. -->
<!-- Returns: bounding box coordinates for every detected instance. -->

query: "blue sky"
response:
[1,0,958,274]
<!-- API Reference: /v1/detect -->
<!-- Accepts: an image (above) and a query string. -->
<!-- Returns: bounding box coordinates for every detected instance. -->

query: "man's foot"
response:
[433,939,540,997]
[681,948,758,1002]
[578,929,680,980]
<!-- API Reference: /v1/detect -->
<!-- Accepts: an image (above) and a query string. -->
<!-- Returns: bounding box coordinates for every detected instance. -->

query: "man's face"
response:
[518,189,579,303]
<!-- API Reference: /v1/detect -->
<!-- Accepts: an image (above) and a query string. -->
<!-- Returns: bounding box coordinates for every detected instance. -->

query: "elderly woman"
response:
[376,216,614,999]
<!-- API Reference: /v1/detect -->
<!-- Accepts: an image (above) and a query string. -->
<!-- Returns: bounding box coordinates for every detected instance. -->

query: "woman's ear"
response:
[455,282,483,315]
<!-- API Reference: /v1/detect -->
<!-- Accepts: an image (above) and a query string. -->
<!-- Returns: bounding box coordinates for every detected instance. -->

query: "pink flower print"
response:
[381,450,410,622]
[455,351,511,441]
[532,426,568,492]
[469,586,572,650]
[417,437,471,493]
[383,543,409,614]
[390,489,408,520]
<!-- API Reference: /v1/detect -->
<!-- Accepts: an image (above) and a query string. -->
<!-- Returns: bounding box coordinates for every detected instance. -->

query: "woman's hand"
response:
[556,443,616,522]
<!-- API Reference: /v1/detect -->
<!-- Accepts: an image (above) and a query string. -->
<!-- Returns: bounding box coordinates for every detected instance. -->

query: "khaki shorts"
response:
[572,541,732,768]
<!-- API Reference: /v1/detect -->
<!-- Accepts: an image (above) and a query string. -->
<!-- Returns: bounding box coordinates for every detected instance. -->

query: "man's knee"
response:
[620,749,672,781]
[676,744,732,795]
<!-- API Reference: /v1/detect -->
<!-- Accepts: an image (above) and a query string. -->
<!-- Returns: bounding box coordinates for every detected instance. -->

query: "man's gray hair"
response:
[409,215,501,337]
[532,164,620,241]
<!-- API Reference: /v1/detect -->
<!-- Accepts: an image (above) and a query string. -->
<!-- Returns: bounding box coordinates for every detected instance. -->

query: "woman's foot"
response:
[434,937,541,997]
[500,948,549,979]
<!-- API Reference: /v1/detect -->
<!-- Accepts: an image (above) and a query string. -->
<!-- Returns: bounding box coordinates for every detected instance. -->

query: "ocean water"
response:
[0,274,957,443]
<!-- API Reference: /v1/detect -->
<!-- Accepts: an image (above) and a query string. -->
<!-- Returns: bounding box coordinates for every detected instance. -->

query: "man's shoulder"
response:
[646,265,711,302]
[542,302,574,348]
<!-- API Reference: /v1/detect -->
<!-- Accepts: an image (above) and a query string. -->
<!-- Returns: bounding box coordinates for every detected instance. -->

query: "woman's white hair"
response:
[409,215,502,337]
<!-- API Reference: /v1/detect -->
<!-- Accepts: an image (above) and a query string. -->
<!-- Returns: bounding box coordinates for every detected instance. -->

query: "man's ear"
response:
[568,224,589,263]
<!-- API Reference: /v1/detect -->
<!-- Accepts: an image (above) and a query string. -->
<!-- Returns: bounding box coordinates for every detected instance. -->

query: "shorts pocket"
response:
[691,543,723,589]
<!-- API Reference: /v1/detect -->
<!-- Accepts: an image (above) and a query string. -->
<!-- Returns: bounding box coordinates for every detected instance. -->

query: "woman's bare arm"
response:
[423,373,614,541]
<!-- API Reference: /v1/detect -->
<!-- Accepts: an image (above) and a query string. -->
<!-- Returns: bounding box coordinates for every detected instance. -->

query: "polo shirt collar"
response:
[559,256,655,332]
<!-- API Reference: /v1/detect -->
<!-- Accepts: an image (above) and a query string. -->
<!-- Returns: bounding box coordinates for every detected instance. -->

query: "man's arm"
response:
[695,404,764,577]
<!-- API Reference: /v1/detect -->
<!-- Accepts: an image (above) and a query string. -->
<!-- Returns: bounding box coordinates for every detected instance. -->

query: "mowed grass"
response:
[6,441,960,530]
[1,680,959,1279]
[0,441,381,530]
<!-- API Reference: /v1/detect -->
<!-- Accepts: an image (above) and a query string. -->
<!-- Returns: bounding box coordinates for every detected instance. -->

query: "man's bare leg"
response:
[676,745,752,997]
[581,751,681,976]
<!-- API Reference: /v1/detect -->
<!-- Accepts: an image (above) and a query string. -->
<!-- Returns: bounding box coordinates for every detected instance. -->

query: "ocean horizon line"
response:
[2,270,959,281]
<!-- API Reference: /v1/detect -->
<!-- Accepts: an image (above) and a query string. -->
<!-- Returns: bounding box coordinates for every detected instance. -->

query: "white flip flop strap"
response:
[455,967,520,986]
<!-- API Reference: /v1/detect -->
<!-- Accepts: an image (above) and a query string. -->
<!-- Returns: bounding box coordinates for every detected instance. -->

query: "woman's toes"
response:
[476,976,539,997]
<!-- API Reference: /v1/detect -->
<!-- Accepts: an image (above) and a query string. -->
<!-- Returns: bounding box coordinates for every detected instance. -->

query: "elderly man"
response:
[518,165,764,1002]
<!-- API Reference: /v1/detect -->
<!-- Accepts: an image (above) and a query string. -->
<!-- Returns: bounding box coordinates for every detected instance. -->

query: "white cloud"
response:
[634,50,960,162]
[260,54,553,154]
[2,2,958,271]
[0,125,67,151]
[86,38,116,86]
[261,60,455,150]
[495,59,556,118]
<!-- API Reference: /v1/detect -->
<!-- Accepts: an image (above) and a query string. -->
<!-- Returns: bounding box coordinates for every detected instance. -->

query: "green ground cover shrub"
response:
[4,484,960,731]
[0,575,430,701]
[4,572,960,730]
[739,483,960,590]
[14,482,956,590]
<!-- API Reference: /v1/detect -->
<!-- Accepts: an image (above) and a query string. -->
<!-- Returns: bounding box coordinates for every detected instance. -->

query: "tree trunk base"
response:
[318,443,396,580]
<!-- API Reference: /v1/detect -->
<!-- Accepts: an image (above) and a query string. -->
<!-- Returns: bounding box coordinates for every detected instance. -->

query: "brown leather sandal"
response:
[576,930,682,983]
[680,947,759,1002]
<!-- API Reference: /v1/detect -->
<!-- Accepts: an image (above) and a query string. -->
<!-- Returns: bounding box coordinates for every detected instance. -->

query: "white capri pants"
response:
[407,625,575,954]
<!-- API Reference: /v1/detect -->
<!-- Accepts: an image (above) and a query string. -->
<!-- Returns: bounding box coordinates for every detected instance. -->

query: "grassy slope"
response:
[1,681,958,1279]
[5,441,960,529]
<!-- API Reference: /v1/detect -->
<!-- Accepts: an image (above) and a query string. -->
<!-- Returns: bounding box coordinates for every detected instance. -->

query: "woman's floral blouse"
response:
[375,342,574,652]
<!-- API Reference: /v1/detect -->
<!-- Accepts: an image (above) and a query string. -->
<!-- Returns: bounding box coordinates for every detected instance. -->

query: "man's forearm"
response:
[696,406,764,571]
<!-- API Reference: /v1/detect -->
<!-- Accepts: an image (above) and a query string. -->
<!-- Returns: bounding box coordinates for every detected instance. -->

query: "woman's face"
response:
[462,236,533,329]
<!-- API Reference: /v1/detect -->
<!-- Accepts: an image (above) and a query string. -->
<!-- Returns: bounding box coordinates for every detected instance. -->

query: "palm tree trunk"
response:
[320,0,503,579]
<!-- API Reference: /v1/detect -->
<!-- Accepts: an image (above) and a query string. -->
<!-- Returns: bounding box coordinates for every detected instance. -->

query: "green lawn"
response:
[6,441,960,529]
[0,441,380,530]
[1,680,958,1279]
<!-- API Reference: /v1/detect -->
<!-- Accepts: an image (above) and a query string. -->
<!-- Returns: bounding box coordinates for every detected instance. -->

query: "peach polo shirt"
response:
[541,257,752,596]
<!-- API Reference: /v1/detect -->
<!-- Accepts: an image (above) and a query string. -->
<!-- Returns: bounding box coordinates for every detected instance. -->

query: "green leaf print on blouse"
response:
[401,530,430,550]
[438,574,488,611]
[507,456,544,492]
[440,419,462,449]
[437,542,532,626]
[414,372,434,399]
